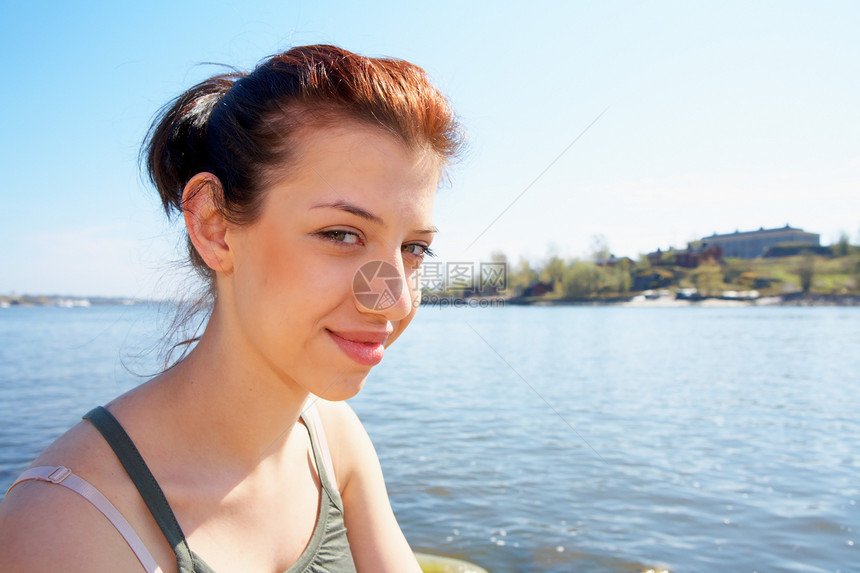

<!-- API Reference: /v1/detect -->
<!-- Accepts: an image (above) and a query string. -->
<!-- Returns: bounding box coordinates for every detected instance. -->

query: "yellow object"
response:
[415,551,489,573]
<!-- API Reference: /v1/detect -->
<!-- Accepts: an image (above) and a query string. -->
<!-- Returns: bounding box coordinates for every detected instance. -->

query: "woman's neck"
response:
[130,308,312,472]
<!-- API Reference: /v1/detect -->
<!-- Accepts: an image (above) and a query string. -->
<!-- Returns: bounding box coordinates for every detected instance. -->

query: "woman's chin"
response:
[312,374,369,402]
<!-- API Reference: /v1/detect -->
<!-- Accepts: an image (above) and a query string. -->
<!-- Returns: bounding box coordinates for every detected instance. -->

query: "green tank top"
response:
[84,406,356,573]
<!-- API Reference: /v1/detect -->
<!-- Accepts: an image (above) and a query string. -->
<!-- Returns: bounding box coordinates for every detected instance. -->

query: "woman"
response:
[0,45,463,572]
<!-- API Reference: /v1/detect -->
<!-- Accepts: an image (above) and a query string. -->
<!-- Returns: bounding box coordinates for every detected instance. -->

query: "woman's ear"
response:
[182,173,233,273]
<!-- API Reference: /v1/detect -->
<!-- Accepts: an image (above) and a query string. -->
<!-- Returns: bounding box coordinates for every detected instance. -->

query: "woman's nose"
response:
[352,257,415,320]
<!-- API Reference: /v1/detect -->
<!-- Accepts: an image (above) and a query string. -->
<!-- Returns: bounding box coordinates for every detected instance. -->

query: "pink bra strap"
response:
[302,403,338,491]
[7,466,162,573]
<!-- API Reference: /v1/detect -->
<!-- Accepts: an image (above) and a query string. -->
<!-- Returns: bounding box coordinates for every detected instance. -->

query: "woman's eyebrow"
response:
[311,201,384,225]
[311,200,437,234]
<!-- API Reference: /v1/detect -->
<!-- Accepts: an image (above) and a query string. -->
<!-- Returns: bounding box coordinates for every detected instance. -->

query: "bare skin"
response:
[0,123,436,572]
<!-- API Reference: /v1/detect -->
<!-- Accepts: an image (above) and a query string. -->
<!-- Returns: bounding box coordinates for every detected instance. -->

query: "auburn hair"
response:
[145,44,462,277]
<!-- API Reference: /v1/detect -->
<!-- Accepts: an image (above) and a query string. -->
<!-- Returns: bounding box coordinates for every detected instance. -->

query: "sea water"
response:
[1,304,858,572]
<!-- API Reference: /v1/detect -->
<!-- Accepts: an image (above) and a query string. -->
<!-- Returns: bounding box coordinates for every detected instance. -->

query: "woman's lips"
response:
[327,330,389,366]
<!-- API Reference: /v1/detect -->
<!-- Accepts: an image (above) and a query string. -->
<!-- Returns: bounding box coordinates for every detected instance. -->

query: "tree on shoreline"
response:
[796,252,816,293]
[562,261,603,298]
[835,232,851,257]
[691,259,724,297]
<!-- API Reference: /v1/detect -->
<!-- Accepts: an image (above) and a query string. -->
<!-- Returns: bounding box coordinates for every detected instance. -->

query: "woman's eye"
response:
[403,243,435,258]
[320,230,362,245]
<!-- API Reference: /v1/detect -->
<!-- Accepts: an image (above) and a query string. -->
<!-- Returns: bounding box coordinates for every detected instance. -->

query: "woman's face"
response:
[221,123,440,400]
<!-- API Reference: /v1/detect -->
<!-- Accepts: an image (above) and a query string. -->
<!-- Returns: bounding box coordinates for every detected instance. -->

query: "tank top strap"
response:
[300,401,342,510]
[83,406,212,573]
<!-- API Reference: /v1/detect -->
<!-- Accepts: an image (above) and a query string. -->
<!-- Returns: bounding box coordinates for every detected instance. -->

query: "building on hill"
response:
[521,280,555,297]
[674,243,723,268]
[645,244,722,268]
[700,225,819,259]
[596,255,634,267]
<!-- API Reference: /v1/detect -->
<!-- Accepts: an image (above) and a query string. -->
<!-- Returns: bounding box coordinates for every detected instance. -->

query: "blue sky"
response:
[2,1,858,297]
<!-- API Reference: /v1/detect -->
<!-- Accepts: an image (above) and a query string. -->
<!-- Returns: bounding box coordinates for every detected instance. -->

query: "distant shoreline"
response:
[502,292,860,307]
[415,292,860,307]
[0,295,154,308]
[5,292,860,309]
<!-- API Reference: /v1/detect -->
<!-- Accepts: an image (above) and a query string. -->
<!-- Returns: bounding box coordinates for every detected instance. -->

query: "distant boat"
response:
[675,288,704,301]
[56,299,91,308]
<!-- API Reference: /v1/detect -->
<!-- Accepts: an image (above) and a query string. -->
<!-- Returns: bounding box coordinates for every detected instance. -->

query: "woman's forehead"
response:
[261,124,440,222]
[288,125,437,186]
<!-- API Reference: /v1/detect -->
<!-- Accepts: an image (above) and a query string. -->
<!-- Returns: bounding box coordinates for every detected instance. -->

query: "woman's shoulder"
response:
[0,469,148,572]
[313,399,376,453]
[312,399,377,489]
[313,399,362,437]
[312,401,421,570]
[30,416,106,469]
[0,417,175,572]
[23,415,131,494]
